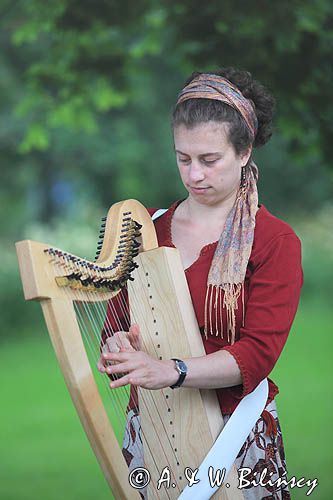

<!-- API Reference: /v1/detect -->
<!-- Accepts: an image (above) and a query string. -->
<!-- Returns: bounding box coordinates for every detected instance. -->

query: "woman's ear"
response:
[240,146,253,167]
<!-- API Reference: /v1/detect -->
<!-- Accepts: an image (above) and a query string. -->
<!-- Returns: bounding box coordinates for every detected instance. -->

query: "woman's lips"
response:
[189,186,211,194]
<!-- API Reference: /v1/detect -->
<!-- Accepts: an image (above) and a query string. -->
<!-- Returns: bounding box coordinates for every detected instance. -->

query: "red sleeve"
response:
[223,233,304,396]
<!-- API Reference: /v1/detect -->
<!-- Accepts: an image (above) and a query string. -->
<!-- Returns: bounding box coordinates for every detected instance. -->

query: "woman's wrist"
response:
[161,359,180,387]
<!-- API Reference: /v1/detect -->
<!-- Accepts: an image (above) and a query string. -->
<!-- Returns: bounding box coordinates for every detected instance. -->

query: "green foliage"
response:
[6,0,332,167]
[8,0,166,151]
[1,0,332,342]
[19,123,50,152]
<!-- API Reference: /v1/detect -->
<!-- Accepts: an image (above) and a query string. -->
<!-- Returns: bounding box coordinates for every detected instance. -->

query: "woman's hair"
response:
[172,67,276,156]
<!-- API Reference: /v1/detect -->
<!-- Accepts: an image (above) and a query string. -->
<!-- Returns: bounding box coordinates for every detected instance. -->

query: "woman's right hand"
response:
[97,324,141,374]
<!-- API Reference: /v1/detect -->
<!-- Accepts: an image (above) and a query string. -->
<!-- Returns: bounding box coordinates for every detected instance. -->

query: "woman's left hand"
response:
[102,348,178,390]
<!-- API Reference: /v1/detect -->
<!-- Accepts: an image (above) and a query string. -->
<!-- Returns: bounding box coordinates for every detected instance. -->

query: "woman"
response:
[98,68,303,499]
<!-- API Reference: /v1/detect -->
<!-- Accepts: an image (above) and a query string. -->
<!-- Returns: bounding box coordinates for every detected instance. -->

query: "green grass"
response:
[0,332,112,500]
[270,297,332,499]
[1,297,331,499]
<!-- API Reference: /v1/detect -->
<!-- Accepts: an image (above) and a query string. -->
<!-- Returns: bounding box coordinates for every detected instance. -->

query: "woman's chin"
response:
[187,190,217,205]
[187,191,232,208]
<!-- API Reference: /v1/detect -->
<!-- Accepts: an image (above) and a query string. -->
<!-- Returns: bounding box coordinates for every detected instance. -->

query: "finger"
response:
[106,332,134,353]
[97,357,106,373]
[109,374,131,389]
[128,324,141,350]
[103,351,129,363]
[101,342,109,353]
[101,340,117,368]
[126,368,155,388]
[106,361,131,375]
[106,333,123,352]
[118,334,135,352]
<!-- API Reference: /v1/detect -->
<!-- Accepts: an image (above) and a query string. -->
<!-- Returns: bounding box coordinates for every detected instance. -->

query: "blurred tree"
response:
[7,0,333,165]
[0,0,332,228]
[165,1,333,163]
[0,0,332,337]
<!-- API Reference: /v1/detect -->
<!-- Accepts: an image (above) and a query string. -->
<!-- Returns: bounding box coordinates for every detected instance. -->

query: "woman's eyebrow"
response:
[175,149,189,155]
[200,152,222,157]
[175,150,221,156]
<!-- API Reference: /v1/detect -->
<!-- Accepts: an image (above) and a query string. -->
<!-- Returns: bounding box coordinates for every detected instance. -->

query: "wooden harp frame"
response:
[16,199,243,500]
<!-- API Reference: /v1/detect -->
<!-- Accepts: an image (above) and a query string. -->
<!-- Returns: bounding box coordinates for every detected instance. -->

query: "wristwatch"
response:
[170,358,188,389]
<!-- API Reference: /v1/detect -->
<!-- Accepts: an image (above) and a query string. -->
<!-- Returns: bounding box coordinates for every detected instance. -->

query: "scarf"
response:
[176,73,259,344]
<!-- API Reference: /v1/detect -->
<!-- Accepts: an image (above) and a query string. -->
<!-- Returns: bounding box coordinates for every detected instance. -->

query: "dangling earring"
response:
[240,166,247,188]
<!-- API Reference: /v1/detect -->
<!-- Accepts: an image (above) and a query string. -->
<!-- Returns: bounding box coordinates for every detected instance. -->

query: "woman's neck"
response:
[178,190,238,227]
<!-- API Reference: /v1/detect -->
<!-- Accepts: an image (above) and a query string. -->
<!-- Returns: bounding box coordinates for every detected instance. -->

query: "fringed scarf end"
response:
[204,282,244,343]
[204,284,224,339]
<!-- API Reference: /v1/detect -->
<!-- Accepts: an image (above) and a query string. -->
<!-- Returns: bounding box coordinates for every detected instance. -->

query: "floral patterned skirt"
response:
[224,399,291,499]
[122,399,290,500]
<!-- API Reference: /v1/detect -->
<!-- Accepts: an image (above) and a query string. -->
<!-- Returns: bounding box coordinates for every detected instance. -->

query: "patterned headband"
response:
[176,73,258,142]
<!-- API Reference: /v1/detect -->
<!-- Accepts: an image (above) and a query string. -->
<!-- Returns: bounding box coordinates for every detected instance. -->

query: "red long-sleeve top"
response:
[104,200,303,416]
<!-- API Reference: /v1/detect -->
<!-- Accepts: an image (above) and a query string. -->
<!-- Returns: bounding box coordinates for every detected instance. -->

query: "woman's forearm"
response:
[179,350,242,389]
[101,342,243,391]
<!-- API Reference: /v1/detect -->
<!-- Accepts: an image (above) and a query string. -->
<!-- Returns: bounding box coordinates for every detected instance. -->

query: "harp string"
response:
[92,265,182,497]
[74,300,128,433]
[78,273,179,499]
[52,254,179,498]
[74,306,165,500]
[89,287,173,480]
[127,259,185,491]
[85,289,176,492]
[63,275,167,500]
[52,258,145,464]
[67,266,154,471]
[59,267,131,438]
[102,283,178,468]
[119,266,185,476]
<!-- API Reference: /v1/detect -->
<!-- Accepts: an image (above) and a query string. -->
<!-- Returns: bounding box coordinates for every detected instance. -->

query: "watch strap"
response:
[170,358,187,389]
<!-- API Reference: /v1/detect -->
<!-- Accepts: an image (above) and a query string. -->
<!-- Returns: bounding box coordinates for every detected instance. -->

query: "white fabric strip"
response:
[151,208,167,221]
[178,378,269,499]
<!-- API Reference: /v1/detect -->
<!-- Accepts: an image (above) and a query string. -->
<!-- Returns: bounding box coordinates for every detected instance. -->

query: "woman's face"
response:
[173,121,251,207]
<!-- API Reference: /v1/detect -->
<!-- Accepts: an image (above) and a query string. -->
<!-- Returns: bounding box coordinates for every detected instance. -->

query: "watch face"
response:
[176,360,187,374]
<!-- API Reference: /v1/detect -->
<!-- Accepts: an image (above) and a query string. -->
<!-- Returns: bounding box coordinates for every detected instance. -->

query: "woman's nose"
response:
[188,162,205,182]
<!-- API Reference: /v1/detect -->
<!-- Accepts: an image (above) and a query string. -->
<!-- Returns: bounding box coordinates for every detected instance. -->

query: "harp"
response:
[16,199,244,500]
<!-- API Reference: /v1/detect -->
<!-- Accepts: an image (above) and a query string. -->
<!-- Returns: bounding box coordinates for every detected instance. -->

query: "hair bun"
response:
[216,67,275,147]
